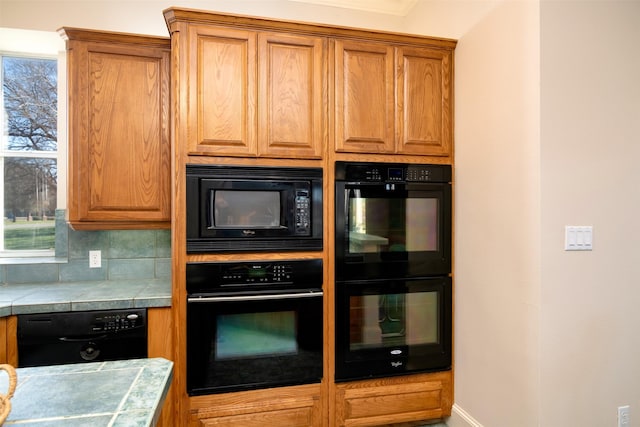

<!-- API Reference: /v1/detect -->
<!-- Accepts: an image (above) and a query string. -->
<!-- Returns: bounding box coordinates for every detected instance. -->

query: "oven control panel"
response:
[222,262,292,284]
[335,161,452,183]
[187,259,323,293]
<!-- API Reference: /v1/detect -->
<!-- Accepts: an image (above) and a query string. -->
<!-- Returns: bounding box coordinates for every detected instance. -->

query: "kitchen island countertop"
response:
[0,357,173,426]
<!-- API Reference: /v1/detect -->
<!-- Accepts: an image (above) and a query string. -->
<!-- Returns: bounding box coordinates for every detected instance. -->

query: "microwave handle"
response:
[188,291,323,303]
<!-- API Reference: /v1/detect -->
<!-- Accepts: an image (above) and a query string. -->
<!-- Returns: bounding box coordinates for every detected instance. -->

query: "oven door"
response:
[335,181,451,281]
[335,277,452,382]
[187,290,323,396]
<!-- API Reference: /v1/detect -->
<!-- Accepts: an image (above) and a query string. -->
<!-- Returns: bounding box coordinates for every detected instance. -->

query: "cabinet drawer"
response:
[196,407,314,427]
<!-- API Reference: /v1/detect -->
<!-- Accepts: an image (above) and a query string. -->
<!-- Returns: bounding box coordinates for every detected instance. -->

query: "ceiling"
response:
[287,0,418,16]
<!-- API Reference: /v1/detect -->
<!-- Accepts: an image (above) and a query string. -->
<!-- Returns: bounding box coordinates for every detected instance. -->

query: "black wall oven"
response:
[335,161,451,281]
[335,277,451,381]
[186,259,323,396]
[334,161,452,381]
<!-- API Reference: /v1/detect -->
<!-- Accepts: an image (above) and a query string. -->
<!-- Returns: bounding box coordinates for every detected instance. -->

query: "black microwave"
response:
[186,165,323,253]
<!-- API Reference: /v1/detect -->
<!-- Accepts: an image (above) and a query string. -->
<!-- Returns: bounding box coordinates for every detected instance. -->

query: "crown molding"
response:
[288,0,418,16]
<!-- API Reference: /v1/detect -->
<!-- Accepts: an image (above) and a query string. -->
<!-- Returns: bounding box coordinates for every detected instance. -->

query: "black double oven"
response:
[334,161,453,381]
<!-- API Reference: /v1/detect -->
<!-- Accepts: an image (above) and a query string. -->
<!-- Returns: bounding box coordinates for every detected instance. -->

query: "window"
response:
[1,29,63,257]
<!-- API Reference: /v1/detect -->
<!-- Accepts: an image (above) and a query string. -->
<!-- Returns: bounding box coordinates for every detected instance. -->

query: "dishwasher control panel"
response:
[93,311,144,332]
[18,308,146,337]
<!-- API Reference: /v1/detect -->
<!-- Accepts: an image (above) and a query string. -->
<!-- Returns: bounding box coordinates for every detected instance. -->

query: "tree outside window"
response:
[1,55,58,253]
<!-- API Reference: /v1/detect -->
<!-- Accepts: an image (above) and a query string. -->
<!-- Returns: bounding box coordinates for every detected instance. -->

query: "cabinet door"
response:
[335,372,452,426]
[66,34,171,229]
[258,33,324,159]
[334,40,395,154]
[396,46,452,156]
[188,26,257,156]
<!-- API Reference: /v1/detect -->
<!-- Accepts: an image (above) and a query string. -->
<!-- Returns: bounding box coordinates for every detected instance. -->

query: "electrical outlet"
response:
[618,405,630,427]
[89,250,101,268]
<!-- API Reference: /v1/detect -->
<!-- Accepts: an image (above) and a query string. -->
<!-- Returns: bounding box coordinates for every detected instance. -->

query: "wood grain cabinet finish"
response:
[186,25,324,159]
[335,371,452,427]
[335,41,453,157]
[0,318,6,364]
[188,384,323,427]
[60,28,171,230]
[334,40,395,154]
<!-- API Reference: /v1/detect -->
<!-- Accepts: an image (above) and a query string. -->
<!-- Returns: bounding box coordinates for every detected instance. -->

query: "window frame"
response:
[0,29,66,258]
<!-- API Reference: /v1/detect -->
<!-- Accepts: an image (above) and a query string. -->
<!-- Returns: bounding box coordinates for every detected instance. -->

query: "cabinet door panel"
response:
[396,46,452,156]
[258,33,324,158]
[335,373,452,427]
[66,35,171,228]
[189,26,256,156]
[334,40,394,153]
[86,50,164,214]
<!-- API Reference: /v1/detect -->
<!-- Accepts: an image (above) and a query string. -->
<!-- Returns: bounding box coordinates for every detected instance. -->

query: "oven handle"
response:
[188,291,323,303]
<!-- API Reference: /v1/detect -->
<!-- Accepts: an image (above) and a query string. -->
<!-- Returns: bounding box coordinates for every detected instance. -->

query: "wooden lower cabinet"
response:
[148,308,174,427]
[182,372,450,427]
[334,371,452,427]
[1,316,18,366]
[0,317,7,364]
[188,383,323,427]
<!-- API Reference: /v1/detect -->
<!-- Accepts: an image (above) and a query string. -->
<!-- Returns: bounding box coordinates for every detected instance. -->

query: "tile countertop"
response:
[0,357,173,426]
[0,279,171,318]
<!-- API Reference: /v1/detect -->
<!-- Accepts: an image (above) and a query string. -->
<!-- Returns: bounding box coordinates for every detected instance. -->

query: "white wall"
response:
[452,1,540,425]
[0,0,406,36]
[540,1,640,426]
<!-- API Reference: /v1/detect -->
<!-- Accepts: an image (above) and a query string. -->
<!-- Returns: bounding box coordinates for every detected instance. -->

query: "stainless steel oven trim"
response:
[188,291,323,303]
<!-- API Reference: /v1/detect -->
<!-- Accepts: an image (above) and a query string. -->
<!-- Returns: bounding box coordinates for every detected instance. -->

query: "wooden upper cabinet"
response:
[187,25,324,159]
[334,40,395,154]
[60,28,171,230]
[335,40,453,157]
[188,26,257,156]
[396,46,452,156]
[257,33,324,158]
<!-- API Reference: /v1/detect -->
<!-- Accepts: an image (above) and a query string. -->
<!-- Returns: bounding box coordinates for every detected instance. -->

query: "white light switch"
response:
[564,226,593,251]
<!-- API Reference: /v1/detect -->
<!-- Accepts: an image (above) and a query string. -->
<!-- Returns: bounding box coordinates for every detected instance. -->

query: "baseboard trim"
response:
[446,404,484,427]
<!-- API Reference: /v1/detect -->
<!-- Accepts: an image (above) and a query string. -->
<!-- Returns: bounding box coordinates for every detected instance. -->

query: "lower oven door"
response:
[187,290,323,396]
[335,277,452,382]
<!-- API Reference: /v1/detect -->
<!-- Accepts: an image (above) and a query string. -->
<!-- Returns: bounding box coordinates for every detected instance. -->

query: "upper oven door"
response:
[335,181,451,281]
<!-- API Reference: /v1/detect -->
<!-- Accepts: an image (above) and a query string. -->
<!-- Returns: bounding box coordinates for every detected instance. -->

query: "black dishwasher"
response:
[17,308,147,367]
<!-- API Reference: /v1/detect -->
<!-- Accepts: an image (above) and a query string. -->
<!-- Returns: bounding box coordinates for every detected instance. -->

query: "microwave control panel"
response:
[294,189,311,234]
[336,162,452,183]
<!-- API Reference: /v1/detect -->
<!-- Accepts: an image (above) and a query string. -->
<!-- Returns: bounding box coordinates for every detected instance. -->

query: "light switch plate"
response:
[565,226,593,251]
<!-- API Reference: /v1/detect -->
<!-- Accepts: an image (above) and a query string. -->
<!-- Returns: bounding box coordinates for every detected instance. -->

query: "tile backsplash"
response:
[1,210,171,284]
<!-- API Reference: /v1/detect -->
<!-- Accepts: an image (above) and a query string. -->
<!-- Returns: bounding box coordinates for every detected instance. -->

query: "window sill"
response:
[0,256,67,265]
